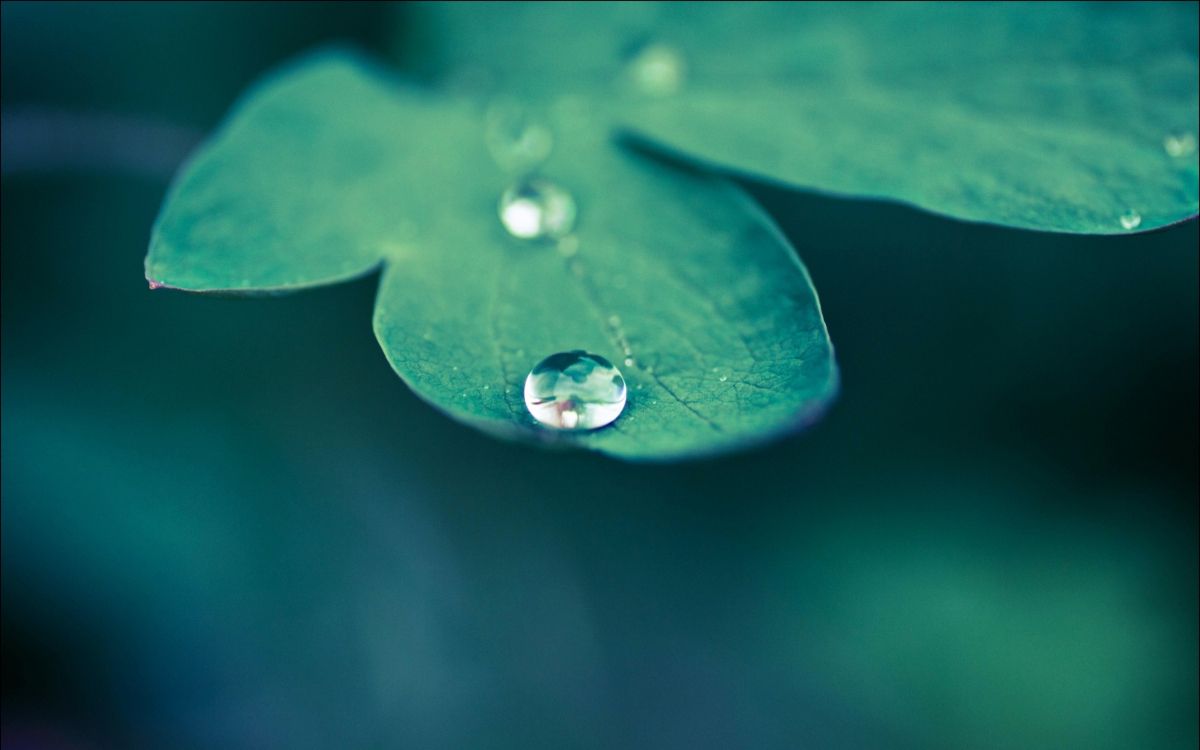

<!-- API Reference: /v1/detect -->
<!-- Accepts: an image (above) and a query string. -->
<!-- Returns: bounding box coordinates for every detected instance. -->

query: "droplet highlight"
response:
[499,178,577,240]
[1119,210,1142,231]
[1163,132,1197,158]
[625,41,686,96]
[485,99,553,172]
[524,350,627,430]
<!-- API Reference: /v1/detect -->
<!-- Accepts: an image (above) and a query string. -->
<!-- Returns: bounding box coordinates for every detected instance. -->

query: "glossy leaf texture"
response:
[146,50,838,460]
[410,1,1200,234]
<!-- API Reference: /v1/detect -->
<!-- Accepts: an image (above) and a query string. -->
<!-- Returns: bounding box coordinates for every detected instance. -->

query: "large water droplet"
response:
[485,99,553,172]
[625,41,686,96]
[1119,210,1142,230]
[1163,132,1197,158]
[499,178,577,240]
[524,350,627,430]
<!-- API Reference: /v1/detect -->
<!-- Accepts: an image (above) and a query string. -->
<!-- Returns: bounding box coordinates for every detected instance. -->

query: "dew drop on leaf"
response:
[1119,210,1142,230]
[1163,132,1197,158]
[499,177,578,240]
[524,350,627,430]
[625,41,686,97]
[485,98,553,172]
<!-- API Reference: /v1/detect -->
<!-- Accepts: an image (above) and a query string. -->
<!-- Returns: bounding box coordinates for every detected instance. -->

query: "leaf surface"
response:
[146,51,837,460]
[412,1,1200,234]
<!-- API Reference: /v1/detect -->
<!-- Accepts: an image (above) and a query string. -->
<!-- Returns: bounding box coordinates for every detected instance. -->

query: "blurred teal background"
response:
[2,3,1197,749]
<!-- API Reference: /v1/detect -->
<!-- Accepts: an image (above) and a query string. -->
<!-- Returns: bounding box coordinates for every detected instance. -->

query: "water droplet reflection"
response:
[1119,210,1142,231]
[485,99,553,172]
[625,41,686,96]
[524,350,627,430]
[1163,132,1197,158]
[499,178,577,240]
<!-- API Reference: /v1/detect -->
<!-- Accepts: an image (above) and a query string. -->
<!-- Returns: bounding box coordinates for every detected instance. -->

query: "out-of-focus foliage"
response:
[0,0,386,126]
[411,1,1200,233]
[7,170,1197,750]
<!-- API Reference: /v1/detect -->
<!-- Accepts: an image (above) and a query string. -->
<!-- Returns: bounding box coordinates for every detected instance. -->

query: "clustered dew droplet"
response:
[486,46,693,432]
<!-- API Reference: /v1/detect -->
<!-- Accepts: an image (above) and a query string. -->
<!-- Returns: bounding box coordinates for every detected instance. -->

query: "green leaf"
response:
[146,50,837,460]
[410,1,1200,234]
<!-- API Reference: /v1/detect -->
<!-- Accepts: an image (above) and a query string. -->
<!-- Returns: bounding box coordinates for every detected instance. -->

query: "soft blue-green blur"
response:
[2,3,1197,749]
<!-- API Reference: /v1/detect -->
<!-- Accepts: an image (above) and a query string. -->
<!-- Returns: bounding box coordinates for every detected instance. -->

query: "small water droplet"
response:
[499,177,577,240]
[524,350,626,430]
[625,41,686,96]
[1119,210,1142,230]
[485,98,553,172]
[1163,132,1197,158]
[624,357,634,367]
[718,375,728,382]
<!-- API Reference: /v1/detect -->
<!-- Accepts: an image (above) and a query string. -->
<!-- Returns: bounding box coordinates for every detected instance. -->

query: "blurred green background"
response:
[2,3,1196,749]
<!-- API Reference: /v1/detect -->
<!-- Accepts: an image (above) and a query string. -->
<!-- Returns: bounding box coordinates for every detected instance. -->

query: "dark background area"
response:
[2,3,1197,749]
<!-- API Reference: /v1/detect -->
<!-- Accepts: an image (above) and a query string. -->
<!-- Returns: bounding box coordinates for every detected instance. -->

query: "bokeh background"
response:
[2,3,1197,749]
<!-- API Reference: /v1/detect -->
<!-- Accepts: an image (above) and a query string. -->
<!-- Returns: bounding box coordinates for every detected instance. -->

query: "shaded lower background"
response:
[2,4,1197,750]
